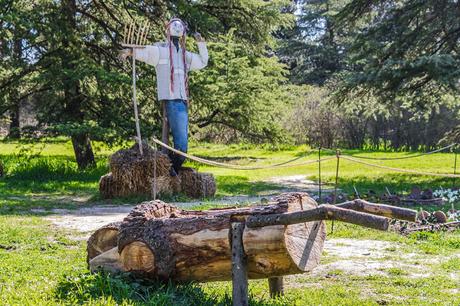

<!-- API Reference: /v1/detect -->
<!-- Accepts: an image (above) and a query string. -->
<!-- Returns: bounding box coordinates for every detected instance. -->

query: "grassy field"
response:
[0,139,459,305]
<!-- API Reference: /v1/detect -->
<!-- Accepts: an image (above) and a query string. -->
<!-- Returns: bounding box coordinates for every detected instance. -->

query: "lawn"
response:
[0,138,459,305]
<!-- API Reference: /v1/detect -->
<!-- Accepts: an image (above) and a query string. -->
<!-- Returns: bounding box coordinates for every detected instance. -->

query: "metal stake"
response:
[132,48,143,155]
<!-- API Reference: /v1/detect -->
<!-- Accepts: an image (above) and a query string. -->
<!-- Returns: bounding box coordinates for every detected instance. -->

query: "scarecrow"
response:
[120,18,208,176]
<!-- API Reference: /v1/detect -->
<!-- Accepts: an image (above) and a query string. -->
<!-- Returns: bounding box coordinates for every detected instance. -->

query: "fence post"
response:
[318,147,322,203]
[453,145,458,188]
[231,222,248,306]
[331,149,341,234]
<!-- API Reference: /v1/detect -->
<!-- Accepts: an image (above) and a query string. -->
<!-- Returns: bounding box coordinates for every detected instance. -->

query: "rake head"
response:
[122,21,150,48]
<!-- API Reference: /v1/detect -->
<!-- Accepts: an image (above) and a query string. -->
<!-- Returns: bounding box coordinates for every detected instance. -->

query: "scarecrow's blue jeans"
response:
[165,99,188,173]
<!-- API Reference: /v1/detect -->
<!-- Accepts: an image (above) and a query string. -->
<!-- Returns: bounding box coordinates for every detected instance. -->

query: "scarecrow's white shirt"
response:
[134,42,208,101]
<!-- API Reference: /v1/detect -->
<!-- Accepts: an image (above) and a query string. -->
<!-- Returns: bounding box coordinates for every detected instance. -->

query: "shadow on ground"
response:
[54,272,284,306]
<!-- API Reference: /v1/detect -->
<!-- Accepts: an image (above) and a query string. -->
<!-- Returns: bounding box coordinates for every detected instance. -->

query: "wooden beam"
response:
[246,204,389,231]
[336,199,417,222]
[231,222,248,306]
[268,277,284,298]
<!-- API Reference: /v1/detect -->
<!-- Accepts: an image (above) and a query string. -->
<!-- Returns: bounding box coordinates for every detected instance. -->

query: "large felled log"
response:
[116,193,326,282]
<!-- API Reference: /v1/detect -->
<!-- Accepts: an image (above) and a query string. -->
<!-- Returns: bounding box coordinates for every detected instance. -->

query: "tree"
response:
[1,0,294,168]
[335,0,460,105]
[276,0,350,85]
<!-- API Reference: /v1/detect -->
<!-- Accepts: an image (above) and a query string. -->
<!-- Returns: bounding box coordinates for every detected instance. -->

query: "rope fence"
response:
[151,137,459,179]
[151,137,335,170]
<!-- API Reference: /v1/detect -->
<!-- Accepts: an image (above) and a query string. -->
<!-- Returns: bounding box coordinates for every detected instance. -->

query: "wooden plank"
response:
[231,222,248,306]
[268,277,284,298]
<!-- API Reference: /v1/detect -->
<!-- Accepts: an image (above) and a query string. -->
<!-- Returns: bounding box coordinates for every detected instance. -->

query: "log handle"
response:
[336,199,417,222]
[246,205,389,231]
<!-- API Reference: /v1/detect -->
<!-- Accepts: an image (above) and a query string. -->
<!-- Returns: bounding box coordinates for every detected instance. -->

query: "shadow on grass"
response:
[54,272,285,306]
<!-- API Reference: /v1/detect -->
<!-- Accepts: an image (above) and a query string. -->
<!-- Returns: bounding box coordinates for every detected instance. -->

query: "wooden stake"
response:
[231,222,248,306]
[453,145,457,188]
[161,101,169,154]
[268,277,284,298]
[318,147,322,203]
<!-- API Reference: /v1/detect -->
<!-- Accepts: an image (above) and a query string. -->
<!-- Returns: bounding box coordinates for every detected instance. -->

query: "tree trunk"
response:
[8,102,20,139]
[8,36,22,139]
[89,193,327,282]
[61,0,95,169]
[71,133,95,169]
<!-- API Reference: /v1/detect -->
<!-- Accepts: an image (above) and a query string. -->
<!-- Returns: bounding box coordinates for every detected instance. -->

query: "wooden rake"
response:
[122,21,151,155]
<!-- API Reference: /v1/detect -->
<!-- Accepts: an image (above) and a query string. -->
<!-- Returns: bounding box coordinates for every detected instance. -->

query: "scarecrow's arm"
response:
[131,45,160,66]
[187,42,208,71]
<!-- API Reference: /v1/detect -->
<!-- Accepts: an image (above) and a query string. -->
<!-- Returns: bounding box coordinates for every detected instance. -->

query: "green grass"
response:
[0,138,459,304]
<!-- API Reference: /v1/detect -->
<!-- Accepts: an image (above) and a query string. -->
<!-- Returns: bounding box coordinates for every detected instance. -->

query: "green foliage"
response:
[335,0,460,105]
[190,30,292,142]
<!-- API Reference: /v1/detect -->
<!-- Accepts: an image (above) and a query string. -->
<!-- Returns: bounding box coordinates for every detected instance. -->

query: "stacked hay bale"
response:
[99,143,216,199]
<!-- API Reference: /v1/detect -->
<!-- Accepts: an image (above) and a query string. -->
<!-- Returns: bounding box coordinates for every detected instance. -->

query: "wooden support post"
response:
[161,101,169,154]
[268,277,284,298]
[231,222,248,306]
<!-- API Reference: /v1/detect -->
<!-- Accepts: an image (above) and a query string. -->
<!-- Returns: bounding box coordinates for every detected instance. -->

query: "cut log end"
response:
[120,241,155,273]
[87,222,121,262]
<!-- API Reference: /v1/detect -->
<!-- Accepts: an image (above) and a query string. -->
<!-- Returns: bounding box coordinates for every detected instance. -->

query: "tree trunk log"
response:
[114,192,326,282]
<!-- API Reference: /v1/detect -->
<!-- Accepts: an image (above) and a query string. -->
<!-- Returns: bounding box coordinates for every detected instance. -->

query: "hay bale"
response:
[99,173,120,199]
[178,167,216,198]
[99,143,217,199]
[151,175,174,197]
[109,142,171,196]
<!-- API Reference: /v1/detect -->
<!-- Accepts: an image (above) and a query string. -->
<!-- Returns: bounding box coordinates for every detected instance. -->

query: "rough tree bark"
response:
[89,193,327,282]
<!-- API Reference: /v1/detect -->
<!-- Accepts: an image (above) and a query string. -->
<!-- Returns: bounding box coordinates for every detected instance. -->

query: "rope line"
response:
[151,137,335,170]
[323,143,456,161]
[341,155,460,178]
